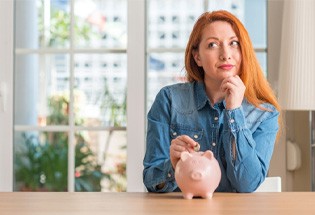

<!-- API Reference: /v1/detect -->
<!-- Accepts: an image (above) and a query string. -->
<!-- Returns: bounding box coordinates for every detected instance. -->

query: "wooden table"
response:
[0,192,315,215]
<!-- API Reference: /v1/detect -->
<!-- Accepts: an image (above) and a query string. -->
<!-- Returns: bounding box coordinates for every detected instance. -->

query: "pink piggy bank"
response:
[175,150,221,199]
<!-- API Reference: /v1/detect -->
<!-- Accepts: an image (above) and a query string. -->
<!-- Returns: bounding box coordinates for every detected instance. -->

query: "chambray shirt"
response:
[143,81,279,193]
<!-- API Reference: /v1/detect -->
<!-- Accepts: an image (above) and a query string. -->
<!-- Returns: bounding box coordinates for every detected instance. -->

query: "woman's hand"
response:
[170,135,198,169]
[221,75,245,110]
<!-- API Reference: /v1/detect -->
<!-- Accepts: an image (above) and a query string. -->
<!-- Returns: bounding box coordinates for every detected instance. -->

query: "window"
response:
[14,0,127,192]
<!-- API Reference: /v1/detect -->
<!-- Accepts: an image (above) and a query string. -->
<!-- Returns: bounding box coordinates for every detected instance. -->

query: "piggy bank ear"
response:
[180,151,192,162]
[203,150,214,160]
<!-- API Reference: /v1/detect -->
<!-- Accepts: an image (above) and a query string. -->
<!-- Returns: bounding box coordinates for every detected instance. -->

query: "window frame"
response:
[0,0,14,191]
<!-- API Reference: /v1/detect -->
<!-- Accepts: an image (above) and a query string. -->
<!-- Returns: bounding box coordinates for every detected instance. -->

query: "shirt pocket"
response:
[170,124,203,142]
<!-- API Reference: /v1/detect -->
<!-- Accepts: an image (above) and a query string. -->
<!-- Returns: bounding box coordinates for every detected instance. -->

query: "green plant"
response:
[74,136,104,191]
[100,80,127,127]
[14,94,104,191]
[103,144,127,192]
[15,132,68,191]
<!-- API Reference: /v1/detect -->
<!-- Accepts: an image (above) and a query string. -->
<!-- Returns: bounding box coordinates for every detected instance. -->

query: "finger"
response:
[226,76,239,86]
[232,76,245,87]
[221,81,235,93]
[171,143,186,153]
[171,150,183,160]
[223,75,243,86]
[171,137,189,149]
[177,135,198,148]
[222,76,242,90]
[220,78,236,93]
[171,137,193,156]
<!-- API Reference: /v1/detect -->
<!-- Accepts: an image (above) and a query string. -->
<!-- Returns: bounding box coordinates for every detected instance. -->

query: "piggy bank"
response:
[175,150,221,199]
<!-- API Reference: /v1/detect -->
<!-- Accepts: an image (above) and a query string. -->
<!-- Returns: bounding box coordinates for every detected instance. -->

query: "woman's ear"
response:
[192,50,202,67]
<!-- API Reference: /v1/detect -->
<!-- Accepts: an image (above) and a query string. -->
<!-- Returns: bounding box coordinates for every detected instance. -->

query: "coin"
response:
[194,143,200,152]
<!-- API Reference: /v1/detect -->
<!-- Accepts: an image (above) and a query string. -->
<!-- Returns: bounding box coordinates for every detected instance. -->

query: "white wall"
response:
[0,0,13,191]
[267,0,312,192]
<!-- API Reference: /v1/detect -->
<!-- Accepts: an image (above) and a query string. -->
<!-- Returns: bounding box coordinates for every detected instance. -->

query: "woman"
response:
[143,10,280,193]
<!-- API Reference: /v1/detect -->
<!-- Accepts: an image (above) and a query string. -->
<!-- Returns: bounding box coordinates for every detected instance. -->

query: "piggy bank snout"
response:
[190,171,203,181]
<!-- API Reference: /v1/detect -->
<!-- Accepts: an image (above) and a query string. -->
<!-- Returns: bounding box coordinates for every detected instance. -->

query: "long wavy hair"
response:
[185,10,280,113]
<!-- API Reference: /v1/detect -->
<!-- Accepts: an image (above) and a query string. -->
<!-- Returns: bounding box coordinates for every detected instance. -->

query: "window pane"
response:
[244,0,267,48]
[15,54,70,126]
[15,0,71,48]
[14,131,68,191]
[147,53,186,109]
[74,0,127,48]
[147,0,204,49]
[74,130,126,191]
[256,52,267,77]
[207,0,267,48]
[74,54,127,127]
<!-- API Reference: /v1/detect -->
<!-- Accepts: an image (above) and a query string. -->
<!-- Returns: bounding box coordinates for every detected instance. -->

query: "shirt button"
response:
[212,142,216,147]
[173,132,177,136]
[193,134,198,139]
[230,119,235,123]
[214,117,219,121]
[168,173,171,178]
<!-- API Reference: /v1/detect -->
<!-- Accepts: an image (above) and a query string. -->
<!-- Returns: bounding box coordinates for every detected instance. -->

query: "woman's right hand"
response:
[170,135,198,169]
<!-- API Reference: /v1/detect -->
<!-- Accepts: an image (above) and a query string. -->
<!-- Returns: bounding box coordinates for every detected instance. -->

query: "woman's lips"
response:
[218,64,234,70]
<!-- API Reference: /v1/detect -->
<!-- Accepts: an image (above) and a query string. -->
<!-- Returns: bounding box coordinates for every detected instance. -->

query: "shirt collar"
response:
[194,81,226,110]
[195,81,209,110]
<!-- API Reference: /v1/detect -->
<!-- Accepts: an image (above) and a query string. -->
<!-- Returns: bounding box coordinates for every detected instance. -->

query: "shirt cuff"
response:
[155,160,176,192]
[223,107,246,132]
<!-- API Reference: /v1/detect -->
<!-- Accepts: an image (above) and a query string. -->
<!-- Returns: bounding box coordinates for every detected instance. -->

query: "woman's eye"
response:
[231,41,240,46]
[208,42,218,48]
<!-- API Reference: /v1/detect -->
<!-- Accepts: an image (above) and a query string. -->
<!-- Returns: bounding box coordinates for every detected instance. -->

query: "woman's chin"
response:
[221,70,239,78]
[220,73,234,79]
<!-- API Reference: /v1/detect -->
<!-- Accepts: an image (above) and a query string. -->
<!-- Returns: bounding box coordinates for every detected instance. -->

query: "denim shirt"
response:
[143,81,279,193]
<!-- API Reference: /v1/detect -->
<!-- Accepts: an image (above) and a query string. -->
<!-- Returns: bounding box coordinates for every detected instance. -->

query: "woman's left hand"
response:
[220,75,245,110]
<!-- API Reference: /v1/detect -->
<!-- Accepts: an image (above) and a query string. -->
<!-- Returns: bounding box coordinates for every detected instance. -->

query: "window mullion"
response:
[127,0,146,192]
[15,48,127,54]
[68,0,75,192]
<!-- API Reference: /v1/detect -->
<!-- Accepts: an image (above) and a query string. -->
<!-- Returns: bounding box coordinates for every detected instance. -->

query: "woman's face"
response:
[193,21,242,84]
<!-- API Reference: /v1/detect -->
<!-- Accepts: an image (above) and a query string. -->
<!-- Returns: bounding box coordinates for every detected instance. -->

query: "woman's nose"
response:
[219,55,230,61]
[219,46,231,61]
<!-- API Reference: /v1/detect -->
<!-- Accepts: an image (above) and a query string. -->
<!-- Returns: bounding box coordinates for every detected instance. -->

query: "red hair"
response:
[185,10,280,113]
